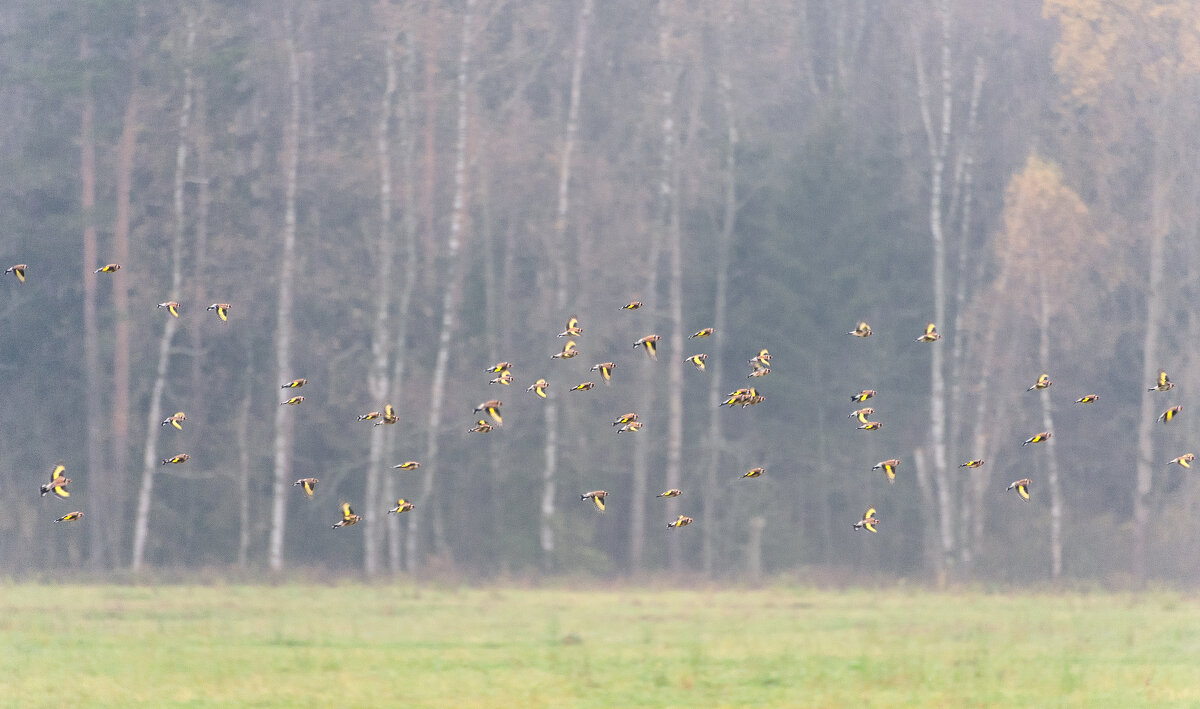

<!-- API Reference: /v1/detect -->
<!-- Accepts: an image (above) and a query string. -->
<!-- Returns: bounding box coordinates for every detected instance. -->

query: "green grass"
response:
[1,583,1198,707]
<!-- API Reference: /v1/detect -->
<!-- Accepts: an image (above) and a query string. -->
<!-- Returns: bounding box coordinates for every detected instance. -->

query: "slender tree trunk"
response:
[408,0,474,574]
[236,343,254,568]
[539,0,592,572]
[363,45,399,577]
[81,35,109,571]
[704,0,738,576]
[267,28,302,573]
[913,0,955,581]
[131,22,193,571]
[190,76,211,405]
[421,7,440,277]
[1037,275,1063,581]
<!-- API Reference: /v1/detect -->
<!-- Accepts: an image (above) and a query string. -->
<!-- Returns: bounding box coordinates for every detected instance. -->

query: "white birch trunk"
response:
[267,30,302,572]
[131,23,193,571]
[662,0,685,572]
[1037,276,1064,581]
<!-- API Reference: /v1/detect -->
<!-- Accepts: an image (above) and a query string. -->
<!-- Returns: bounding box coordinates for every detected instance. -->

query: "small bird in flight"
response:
[613,412,639,426]
[581,490,609,511]
[685,354,708,371]
[667,515,693,528]
[854,507,880,532]
[849,407,875,424]
[55,511,84,523]
[332,502,361,529]
[161,454,190,466]
[207,303,231,321]
[960,459,985,469]
[689,328,714,339]
[1149,370,1174,392]
[486,362,513,374]
[94,263,122,274]
[280,396,305,406]
[393,461,421,471]
[1168,454,1195,469]
[160,412,187,430]
[358,411,382,422]
[915,322,940,343]
[590,362,616,383]
[40,463,70,499]
[158,301,180,317]
[281,378,307,389]
[293,478,319,497]
[741,467,765,479]
[657,489,682,498]
[1159,405,1183,423]
[552,340,579,359]
[570,382,595,392]
[858,421,883,431]
[851,389,878,403]
[623,301,643,310]
[474,400,503,425]
[1075,394,1100,404]
[558,316,583,338]
[616,421,643,433]
[1023,432,1052,446]
[872,459,900,483]
[527,379,550,399]
[470,419,496,434]
[1007,479,1032,501]
[749,349,772,371]
[5,264,27,283]
[847,321,872,338]
[634,335,661,360]
[1028,374,1052,391]
[388,499,416,514]
[490,372,515,386]
[375,404,398,426]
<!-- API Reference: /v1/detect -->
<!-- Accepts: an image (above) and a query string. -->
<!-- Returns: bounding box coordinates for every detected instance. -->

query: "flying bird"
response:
[689,328,714,339]
[490,372,515,386]
[474,400,503,425]
[55,511,84,523]
[590,362,616,383]
[486,362,513,374]
[858,421,883,431]
[1028,374,1052,391]
[847,321,872,337]
[667,515,693,528]
[375,404,398,426]
[161,454,190,466]
[616,421,643,433]
[1022,432,1052,446]
[281,378,307,389]
[622,301,643,310]
[1169,454,1195,469]
[915,322,940,343]
[552,340,579,359]
[293,478,319,497]
[1159,405,1183,423]
[527,379,550,399]
[332,502,361,529]
[749,349,772,371]
[854,508,880,533]
[160,412,187,430]
[849,407,875,423]
[470,419,496,434]
[389,499,416,514]
[1149,370,1174,392]
[5,264,27,283]
[851,389,878,403]
[613,412,639,426]
[280,396,305,406]
[358,411,382,422]
[872,459,899,483]
[40,463,71,499]
[1075,394,1100,404]
[634,335,661,360]
[570,382,595,392]
[558,316,583,338]
[94,263,121,274]
[747,368,771,379]
[657,489,682,498]
[157,301,180,317]
[686,354,708,371]
[581,490,608,512]
[207,303,231,321]
[959,459,985,469]
[393,461,421,471]
[1007,478,1032,501]
[741,467,765,479]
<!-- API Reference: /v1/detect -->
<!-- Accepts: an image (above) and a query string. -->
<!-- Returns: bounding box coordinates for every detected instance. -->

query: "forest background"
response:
[4,0,1200,588]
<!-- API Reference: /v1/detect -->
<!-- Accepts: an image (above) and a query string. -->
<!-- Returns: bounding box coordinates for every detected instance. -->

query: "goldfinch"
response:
[622,301,643,310]
[207,303,231,321]
[581,490,608,511]
[558,316,583,338]
[741,467,765,479]
[854,507,879,532]
[392,461,421,471]
[570,382,595,392]
[490,372,515,386]
[959,459,985,469]
[55,511,84,523]
[667,515,693,528]
[486,362,513,374]
[591,362,616,383]
[915,322,940,343]
[1169,454,1195,469]
[358,411,382,422]
[474,400,503,425]
[528,378,550,399]
[634,335,661,360]
[847,321,872,337]
[1159,405,1183,423]
[1027,374,1052,391]
[872,459,899,483]
[157,301,180,317]
[388,499,416,514]
[685,354,708,371]
[375,404,399,426]
[470,419,496,433]
[749,349,772,371]
[40,463,71,498]
[94,263,121,274]
[616,421,643,433]
[689,328,714,339]
[1075,394,1100,404]
[281,378,307,389]
[657,489,682,498]
[1022,432,1052,446]
[1007,478,1032,501]
[280,396,305,406]
[161,454,190,465]
[5,264,27,283]
[293,478,319,497]
[613,412,639,426]
[332,502,361,528]
[858,421,883,431]
[1149,370,1174,392]
[552,340,579,359]
[851,389,878,403]
[849,407,875,423]
[160,411,187,430]
[747,368,770,379]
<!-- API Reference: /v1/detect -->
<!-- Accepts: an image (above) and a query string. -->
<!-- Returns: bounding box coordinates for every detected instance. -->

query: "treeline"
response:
[2,0,1200,586]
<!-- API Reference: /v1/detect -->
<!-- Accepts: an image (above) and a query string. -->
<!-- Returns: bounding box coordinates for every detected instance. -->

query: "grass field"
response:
[2,583,1198,708]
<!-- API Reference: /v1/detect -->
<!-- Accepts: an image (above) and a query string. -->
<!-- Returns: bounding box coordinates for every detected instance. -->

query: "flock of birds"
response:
[16,259,1191,546]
